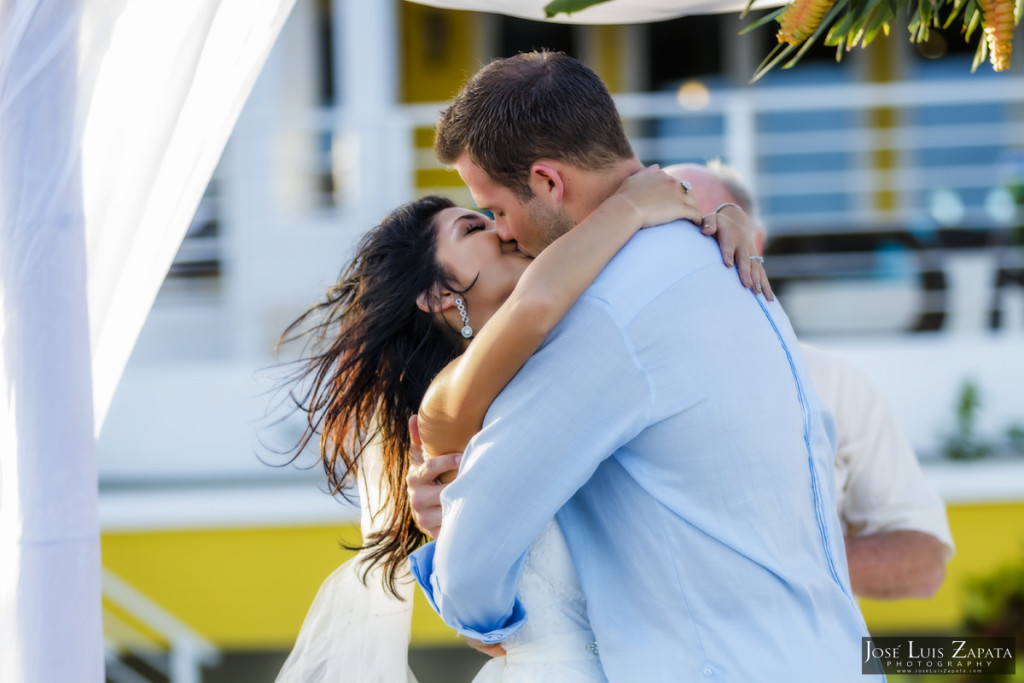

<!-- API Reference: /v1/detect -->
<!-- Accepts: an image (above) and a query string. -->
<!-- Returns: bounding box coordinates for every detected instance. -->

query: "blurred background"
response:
[96,1,1024,681]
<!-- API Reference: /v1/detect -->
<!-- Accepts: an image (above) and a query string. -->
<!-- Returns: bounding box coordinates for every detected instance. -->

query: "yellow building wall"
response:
[101,524,455,649]
[589,25,624,93]
[101,499,1024,650]
[102,526,353,648]
[400,2,475,192]
[400,3,476,105]
[863,36,901,215]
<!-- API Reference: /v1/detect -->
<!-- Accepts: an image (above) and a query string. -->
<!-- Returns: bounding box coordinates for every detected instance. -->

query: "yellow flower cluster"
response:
[776,0,837,45]
[978,0,1015,71]
[772,0,1018,71]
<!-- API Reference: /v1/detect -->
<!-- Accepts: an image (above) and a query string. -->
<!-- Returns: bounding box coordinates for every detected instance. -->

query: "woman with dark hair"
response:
[276,168,768,682]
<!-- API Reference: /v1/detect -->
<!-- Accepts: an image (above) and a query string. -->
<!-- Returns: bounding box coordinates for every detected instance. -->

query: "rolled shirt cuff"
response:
[409,541,528,644]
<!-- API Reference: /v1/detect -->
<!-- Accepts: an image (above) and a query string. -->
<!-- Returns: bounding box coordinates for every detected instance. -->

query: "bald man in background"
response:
[664,162,954,600]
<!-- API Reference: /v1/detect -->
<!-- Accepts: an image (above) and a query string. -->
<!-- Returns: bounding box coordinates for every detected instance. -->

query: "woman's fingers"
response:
[699,206,775,299]
[755,260,775,301]
[734,243,754,289]
[716,222,739,269]
[700,214,718,236]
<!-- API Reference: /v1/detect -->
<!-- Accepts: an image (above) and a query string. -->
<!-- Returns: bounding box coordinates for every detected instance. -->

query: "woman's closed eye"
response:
[463,223,486,236]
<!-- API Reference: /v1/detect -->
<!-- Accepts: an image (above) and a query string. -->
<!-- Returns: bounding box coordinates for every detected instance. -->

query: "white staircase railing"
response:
[102,568,220,683]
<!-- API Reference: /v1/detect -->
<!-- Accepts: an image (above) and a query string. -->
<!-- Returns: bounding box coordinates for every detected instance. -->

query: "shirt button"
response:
[702,666,713,677]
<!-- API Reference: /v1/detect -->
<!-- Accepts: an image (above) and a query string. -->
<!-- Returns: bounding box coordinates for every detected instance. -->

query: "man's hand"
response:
[407,414,461,539]
[845,530,947,599]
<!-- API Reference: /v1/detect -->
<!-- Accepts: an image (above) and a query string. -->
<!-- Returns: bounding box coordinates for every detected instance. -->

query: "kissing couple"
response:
[277,51,879,683]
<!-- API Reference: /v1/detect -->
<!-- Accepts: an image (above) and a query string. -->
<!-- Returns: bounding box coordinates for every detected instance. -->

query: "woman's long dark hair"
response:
[278,195,465,596]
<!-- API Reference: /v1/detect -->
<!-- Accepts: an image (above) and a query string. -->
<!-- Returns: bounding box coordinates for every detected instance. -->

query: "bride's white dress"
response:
[277,519,606,682]
[470,520,606,682]
[277,453,604,682]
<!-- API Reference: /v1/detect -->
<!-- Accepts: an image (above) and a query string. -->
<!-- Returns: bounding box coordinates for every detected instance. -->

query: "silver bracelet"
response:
[714,202,741,215]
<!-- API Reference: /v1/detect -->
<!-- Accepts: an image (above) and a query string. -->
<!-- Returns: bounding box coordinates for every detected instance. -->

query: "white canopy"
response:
[408,0,786,24]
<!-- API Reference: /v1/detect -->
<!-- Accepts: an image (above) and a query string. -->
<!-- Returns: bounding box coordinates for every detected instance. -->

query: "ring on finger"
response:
[750,255,765,264]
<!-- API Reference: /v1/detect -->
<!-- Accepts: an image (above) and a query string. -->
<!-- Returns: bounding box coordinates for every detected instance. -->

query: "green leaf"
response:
[543,0,612,18]
[915,0,931,25]
[860,22,885,47]
[942,0,971,28]
[843,0,887,47]
[858,3,897,47]
[842,0,879,33]
[834,38,848,59]
[971,30,988,71]
[1016,0,1023,25]
[908,5,932,41]
[740,5,789,34]
[908,4,923,28]
[965,3,981,41]
[825,8,857,45]
[942,2,963,29]
[750,41,799,82]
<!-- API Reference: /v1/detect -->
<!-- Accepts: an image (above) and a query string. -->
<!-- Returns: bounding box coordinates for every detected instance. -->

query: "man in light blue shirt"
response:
[410,51,878,681]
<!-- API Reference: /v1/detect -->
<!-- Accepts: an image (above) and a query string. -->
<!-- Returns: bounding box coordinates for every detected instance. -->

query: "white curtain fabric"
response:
[0,1,294,680]
[83,0,297,432]
[406,0,787,24]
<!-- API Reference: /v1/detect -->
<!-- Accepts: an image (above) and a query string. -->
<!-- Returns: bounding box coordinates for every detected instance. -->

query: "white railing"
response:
[208,74,1024,232]
[180,74,1023,335]
[391,76,1024,233]
[102,569,220,683]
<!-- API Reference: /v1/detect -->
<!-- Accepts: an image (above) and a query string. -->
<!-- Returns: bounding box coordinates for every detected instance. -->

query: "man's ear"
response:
[529,161,566,203]
[416,289,459,314]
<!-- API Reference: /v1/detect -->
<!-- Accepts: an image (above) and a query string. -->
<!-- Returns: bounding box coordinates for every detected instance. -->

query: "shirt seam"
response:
[753,295,850,597]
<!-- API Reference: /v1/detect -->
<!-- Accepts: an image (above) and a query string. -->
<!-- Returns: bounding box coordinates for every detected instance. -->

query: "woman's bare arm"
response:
[416,169,696,460]
[416,171,772,468]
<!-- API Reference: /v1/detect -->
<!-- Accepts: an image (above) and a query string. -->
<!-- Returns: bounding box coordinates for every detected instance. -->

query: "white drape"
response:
[406,0,787,24]
[84,0,297,432]
[0,1,294,680]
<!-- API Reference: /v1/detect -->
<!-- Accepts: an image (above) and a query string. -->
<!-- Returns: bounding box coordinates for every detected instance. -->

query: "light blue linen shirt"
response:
[410,222,879,682]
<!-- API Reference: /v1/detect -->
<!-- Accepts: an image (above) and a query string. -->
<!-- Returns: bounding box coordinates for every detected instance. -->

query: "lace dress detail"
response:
[471,521,607,682]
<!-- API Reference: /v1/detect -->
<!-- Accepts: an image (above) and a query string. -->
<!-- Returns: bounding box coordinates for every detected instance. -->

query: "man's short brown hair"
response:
[434,51,634,199]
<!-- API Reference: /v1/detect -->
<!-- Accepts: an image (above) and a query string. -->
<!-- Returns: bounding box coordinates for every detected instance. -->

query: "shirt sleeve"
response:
[802,344,956,560]
[409,296,652,642]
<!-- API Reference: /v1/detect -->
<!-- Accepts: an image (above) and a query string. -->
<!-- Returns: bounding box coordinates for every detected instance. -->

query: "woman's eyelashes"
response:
[463,222,486,235]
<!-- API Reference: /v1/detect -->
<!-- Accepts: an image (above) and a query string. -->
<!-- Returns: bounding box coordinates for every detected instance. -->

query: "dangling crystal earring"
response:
[455,297,473,339]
